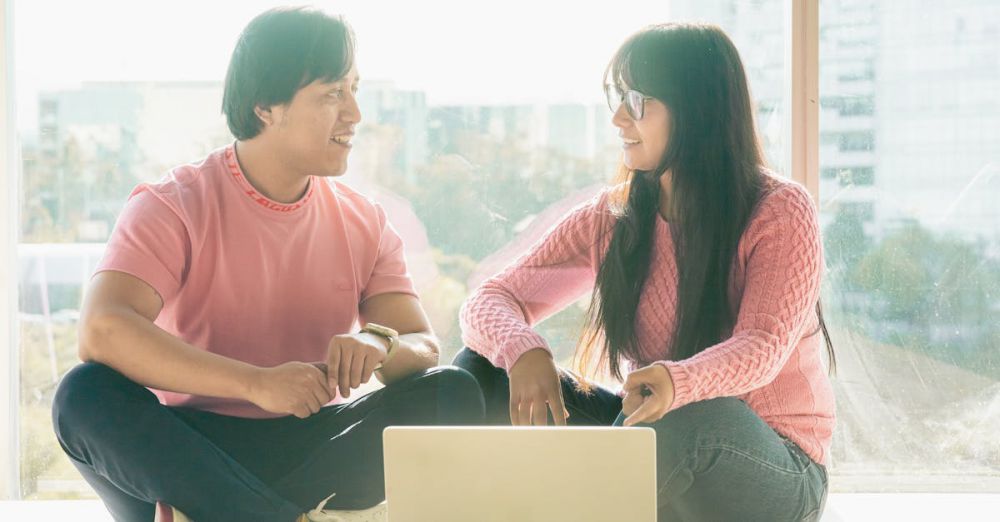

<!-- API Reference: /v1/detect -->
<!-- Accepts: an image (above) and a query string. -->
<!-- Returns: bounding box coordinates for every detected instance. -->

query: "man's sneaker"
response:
[305,493,388,522]
[152,494,387,522]
[154,502,192,522]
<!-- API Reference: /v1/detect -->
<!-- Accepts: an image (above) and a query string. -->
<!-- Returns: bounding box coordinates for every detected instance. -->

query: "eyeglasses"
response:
[604,84,653,120]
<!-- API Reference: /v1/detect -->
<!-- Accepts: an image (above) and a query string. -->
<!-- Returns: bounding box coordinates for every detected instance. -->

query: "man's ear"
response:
[254,105,274,127]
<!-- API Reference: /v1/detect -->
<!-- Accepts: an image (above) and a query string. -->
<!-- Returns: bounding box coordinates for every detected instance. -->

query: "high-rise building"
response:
[356,81,429,185]
[546,103,590,159]
[818,0,880,235]
[873,0,1000,242]
[38,82,228,176]
[673,0,1000,244]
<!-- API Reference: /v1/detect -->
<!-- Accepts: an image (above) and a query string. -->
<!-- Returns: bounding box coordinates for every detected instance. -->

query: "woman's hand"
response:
[507,348,569,426]
[621,364,675,426]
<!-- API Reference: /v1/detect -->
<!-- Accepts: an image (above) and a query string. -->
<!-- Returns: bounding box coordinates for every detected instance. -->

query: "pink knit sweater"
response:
[460,176,836,466]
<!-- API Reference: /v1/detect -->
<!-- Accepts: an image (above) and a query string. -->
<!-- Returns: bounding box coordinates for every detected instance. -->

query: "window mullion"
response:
[787,0,820,201]
[0,0,21,500]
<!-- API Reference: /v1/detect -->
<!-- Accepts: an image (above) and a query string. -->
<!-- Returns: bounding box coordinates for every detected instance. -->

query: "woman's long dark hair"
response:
[577,23,835,381]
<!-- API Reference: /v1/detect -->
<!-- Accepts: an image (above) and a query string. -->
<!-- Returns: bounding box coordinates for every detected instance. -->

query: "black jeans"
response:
[453,347,828,522]
[52,362,485,522]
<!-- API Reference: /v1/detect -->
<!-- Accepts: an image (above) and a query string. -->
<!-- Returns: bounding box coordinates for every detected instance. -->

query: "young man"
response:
[51,8,484,522]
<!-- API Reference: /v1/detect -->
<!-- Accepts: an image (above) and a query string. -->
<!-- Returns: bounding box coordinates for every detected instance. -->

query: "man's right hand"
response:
[507,348,568,426]
[246,362,331,419]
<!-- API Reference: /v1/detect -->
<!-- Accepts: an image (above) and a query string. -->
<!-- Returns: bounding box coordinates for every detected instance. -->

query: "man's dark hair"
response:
[222,7,356,140]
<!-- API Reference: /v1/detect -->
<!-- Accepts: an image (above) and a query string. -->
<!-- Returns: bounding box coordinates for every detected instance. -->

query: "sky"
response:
[12,0,677,130]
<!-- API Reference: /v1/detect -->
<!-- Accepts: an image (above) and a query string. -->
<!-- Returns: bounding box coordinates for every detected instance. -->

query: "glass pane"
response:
[14,0,786,499]
[819,0,1000,491]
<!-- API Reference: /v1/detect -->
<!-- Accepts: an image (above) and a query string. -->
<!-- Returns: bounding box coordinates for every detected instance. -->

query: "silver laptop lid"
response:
[383,426,656,522]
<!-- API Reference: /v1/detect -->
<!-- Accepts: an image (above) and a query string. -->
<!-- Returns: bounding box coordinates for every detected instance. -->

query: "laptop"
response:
[383,426,657,522]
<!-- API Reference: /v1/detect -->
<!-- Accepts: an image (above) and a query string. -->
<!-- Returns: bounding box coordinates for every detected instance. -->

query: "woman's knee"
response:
[644,398,750,458]
[658,396,746,427]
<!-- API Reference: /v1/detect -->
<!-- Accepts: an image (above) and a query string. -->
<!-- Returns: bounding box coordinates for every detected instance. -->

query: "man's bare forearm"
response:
[80,308,260,400]
[375,332,440,384]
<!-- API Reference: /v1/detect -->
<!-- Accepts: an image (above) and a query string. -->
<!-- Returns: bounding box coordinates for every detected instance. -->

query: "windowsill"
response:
[1,494,998,521]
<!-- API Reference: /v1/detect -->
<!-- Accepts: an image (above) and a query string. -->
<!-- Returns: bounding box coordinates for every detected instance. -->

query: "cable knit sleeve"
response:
[460,191,614,371]
[657,184,824,411]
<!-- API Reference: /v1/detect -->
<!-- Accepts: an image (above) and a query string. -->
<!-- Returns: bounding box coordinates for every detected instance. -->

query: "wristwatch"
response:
[360,323,399,359]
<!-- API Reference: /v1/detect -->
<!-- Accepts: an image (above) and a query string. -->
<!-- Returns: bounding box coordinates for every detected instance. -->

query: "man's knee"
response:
[451,347,500,379]
[52,363,144,442]
[422,365,486,422]
[423,365,476,389]
[54,363,120,418]
[451,347,507,402]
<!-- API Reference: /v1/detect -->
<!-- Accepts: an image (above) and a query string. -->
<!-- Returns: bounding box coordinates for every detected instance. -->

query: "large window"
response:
[818,0,1000,491]
[5,0,998,501]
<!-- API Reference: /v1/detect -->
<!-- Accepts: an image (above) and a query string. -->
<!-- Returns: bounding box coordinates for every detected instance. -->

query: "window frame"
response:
[1,0,21,500]
[788,0,820,199]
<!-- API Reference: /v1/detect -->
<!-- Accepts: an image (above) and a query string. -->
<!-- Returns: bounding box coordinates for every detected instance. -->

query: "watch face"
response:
[363,324,398,355]
[365,323,398,338]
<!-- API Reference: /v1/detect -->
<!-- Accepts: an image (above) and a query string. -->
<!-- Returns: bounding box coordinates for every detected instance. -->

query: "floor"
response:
[1,494,998,521]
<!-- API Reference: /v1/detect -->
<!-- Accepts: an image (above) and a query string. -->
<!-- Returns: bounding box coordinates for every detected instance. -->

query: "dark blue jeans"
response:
[52,362,485,522]
[453,347,828,522]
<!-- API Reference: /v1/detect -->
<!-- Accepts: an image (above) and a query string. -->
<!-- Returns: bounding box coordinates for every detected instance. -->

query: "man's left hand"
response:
[324,333,389,399]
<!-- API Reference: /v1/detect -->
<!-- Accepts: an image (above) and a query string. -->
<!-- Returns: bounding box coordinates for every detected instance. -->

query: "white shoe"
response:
[306,493,388,522]
[153,494,387,522]
[154,502,192,522]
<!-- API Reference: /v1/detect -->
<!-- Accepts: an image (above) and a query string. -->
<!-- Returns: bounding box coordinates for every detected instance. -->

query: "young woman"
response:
[455,23,834,521]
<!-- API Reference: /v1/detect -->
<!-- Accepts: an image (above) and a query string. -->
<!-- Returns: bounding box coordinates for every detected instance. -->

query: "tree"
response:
[849,222,1000,377]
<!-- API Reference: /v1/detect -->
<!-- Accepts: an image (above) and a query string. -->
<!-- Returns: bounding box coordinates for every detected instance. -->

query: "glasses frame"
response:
[604,84,654,120]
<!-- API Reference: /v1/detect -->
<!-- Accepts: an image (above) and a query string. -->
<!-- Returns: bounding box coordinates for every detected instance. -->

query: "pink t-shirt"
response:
[96,144,416,418]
